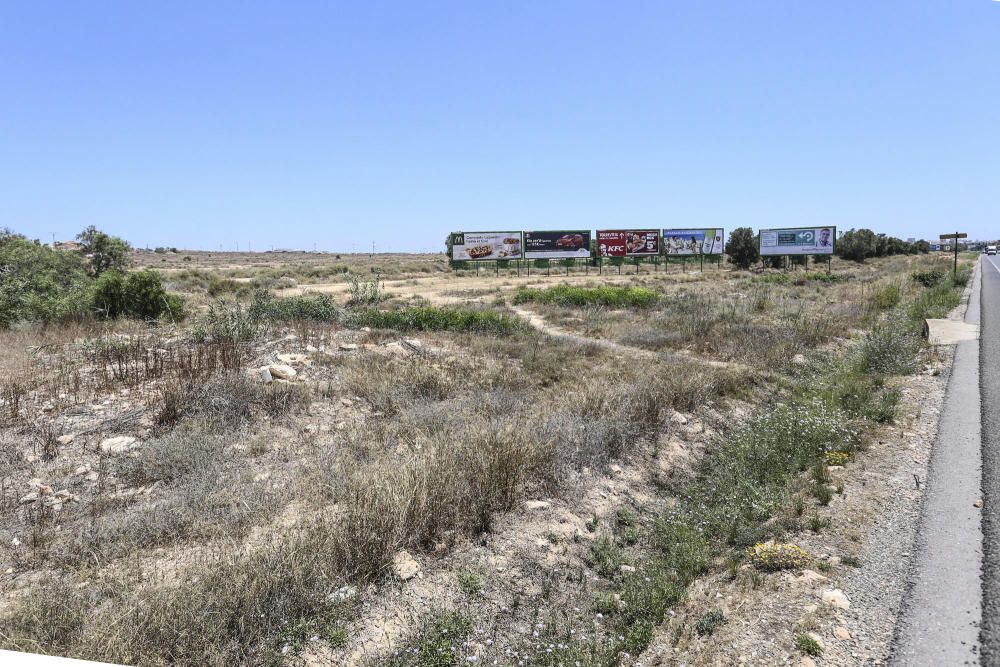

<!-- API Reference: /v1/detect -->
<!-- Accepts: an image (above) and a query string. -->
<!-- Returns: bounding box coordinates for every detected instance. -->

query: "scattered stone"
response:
[833,626,852,640]
[800,657,817,667]
[18,492,39,505]
[339,343,360,352]
[620,565,636,574]
[56,434,74,446]
[525,500,551,511]
[100,435,138,455]
[276,353,309,366]
[73,465,89,476]
[803,604,819,614]
[340,398,354,407]
[84,471,100,482]
[670,411,689,426]
[267,364,297,381]
[975,499,984,508]
[796,569,829,584]
[821,588,851,609]
[792,353,808,365]
[306,345,319,353]
[260,367,273,384]
[392,550,420,581]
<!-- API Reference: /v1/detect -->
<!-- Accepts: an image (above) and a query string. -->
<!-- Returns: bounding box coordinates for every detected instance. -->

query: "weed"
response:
[457,571,484,597]
[796,632,824,657]
[747,542,810,571]
[696,610,726,637]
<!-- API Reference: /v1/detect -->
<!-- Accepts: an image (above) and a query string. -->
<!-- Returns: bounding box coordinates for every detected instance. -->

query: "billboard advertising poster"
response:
[596,230,660,257]
[451,232,522,261]
[759,227,835,256]
[523,230,592,259]
[662,229,725,255]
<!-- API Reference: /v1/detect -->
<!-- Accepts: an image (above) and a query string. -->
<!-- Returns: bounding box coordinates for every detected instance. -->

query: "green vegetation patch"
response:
[512,284,660,308]
[348,306,525,335]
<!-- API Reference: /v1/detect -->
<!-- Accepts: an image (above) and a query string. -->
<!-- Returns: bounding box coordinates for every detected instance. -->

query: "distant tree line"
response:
[723,226,930,269]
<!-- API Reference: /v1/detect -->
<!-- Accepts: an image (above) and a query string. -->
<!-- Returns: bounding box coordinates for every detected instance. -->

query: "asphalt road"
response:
[980,254,1000,666]
[892,258,984,666]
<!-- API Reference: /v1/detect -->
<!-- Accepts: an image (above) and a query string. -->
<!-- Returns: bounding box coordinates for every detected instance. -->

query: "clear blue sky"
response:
[2,1,998,252]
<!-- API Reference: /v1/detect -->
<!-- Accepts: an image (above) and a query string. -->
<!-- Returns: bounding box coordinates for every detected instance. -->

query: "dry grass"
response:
[0,252,973,666]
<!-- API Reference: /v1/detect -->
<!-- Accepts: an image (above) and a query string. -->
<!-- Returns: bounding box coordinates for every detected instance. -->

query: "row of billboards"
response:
[452,227,834,261]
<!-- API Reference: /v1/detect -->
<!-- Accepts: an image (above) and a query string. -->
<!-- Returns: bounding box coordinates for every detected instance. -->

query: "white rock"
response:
[100,435,138,455]
[792,354,808,365]
[276,353,309,366]
[525,500,551,511]
[833,626,851,640]
[821,588,851,609]
[670,411,688,426]
[56,434,74,446]
[340,398,354,407]
[620,565,636,574]
[268,364,297,380]
[19,492,39,504]
[260,367,273,384]
[392,550,420,581]
[800,657,817,667]
[796,569,829,584]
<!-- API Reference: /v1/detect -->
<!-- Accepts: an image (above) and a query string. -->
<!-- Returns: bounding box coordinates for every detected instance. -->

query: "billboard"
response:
[451,232,522,261]
[596,230,660,257]
[662,229,724,255]
[759,226,835,256]
[523,230,592,259]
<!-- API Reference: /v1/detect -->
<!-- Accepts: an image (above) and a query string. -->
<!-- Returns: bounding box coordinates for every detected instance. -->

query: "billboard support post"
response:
[940,232,966,278]
[700,254,705,272]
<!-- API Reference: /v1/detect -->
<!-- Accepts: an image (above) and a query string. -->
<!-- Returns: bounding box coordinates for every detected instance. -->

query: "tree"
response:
[836,228,878,262]
[76,225,132,276]
[725,227,759,270]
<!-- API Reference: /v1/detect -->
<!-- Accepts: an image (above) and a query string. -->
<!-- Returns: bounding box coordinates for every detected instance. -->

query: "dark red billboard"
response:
[597,230,660,257]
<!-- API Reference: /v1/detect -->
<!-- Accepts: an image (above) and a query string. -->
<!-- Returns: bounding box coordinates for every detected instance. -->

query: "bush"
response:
[250,289,339,322]
[192,299,269,342]
[0,233,91,326]
[911,269,945,287]
[347,276,384,306]
[726,227,759,270]
[858,322,920,375]
[89,270,178,321]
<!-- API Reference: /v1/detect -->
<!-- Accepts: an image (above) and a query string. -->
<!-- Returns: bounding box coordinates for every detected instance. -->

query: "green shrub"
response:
[250,290,339,322]
[348,306,524,335]
[347,276,384,306]
[870,285,902,311]
[90,270,175,321]
[858,322,920,375]
[512,285,659,308]
[0,233,92,326]
[796,632,824,657]
[911,269,945,287]
[192,299,269,342]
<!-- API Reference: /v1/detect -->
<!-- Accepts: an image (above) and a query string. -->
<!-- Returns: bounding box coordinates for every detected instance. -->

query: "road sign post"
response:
[940,232,968,279]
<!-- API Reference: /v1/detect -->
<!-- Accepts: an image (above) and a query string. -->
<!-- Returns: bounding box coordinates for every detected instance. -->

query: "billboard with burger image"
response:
[523,230,592,259]
[451,232,523,261]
